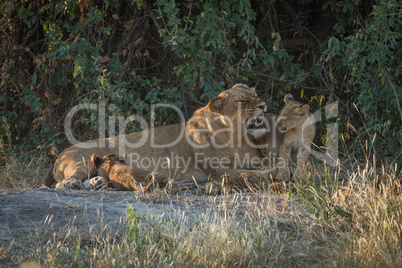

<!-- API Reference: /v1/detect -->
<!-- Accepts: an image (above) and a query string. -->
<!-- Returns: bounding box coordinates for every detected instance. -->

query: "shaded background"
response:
[0,0,400,163]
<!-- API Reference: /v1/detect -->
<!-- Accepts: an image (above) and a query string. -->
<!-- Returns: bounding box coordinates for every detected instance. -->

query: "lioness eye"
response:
[299,113,305,116]
[236,100,245,103]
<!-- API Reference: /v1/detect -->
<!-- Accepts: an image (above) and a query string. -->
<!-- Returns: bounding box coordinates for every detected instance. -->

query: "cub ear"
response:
[299,104,310,114]
[250,87,256,92]
[122,152,128,164]
[89,154,102,168]
[103,153,119,162]
[284,94,295,104]
[208,96,226,113]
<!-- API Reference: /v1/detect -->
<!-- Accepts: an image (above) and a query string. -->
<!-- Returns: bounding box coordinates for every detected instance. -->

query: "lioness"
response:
[254,94,316,182]
[90,153,168,191]
[43,84,277,188]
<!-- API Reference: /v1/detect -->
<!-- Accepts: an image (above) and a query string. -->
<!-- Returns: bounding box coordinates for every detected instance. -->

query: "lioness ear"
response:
[284,94,295,104]
[208,96,226,113]
[299,104,310,113]
[90,154,102,168]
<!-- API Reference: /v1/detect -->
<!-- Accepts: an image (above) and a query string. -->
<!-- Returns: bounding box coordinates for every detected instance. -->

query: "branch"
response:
[280,0,299,25]
[241,70,327,91]
[0,54,18,60]
[336,109,357,121]
[242,68,358,120]
[282,38,317,49]
[180,84,189,120]
[27,38,45,49]
[140,5,183,60]
[113,18,140,59]
[319,60,354,111]
[242,70,285,83]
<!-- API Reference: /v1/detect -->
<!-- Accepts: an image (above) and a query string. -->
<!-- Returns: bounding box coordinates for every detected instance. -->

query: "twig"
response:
[245,64,355,114]
[0,54,18,60]
[27,38,45,49]
[242,69,313,83]
[319,60,353,111]
[140,5,183,60]
[242,70,285,83]
[113,11,140,59]
[282,38,316,49]
[336,109,357,121]
[241,70,327,91]
[48,68,54,130]
[243,66,358,121]
[280,0,299,26]
[180,84,189,120]
[188,91,207,106]
[281,21,321,46]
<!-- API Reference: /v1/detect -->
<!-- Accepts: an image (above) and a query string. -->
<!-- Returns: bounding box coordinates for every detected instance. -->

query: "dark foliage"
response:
[0,0,400,161]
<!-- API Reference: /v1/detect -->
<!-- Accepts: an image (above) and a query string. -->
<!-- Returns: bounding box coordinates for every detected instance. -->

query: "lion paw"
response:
[83,176,107,190]
[276,168,290,182]
[204,180,232,195]
[153,173,170,188]
[56,179,84,190]
[204,181,222,195]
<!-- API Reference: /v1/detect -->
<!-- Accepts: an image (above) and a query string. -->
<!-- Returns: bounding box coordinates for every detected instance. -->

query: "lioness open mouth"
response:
[245,116,265,132]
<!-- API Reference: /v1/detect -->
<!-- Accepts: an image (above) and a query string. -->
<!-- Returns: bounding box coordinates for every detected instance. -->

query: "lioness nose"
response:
[258,104,267,112]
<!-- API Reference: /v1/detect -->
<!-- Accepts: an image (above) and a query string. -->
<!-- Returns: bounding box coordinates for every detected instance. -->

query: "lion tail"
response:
[42,163,55,187]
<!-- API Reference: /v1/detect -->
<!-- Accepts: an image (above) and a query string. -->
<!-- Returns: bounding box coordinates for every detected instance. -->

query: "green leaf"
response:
[32,73,37,86]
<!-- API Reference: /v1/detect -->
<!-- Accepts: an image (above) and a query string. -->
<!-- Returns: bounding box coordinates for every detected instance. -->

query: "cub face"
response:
[88,153,123,180]
[275,94,311,133]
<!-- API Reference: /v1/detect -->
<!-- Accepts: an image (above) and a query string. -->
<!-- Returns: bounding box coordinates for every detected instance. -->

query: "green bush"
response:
[0,0,400,160]
[324,0,401,156]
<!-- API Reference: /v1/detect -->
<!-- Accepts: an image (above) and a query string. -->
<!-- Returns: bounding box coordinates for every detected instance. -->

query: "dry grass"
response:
[13,195,333,267]
[0,156,46,189]
[0,154,401,267]
[329,163,402,267]
[0,116,48,189]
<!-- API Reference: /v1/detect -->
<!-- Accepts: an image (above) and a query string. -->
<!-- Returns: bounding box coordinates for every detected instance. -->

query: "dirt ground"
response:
[0,186,292,263]
[0,187,196,242]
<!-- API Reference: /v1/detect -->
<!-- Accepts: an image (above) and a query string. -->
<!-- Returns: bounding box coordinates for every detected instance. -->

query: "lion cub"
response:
[255,94,316,182]
[53,154,119,190]
[90,154,168,192]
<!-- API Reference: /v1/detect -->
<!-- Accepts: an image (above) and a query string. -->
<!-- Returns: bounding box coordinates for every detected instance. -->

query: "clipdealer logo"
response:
[63,101,339,167]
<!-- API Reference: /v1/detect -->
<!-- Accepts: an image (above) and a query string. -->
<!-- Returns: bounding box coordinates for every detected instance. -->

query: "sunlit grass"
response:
[0,156,45,189]
[0,154,400,267]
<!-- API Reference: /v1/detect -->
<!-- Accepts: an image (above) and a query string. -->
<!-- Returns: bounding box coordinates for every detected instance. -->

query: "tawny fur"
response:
[43,84,277,188]
[254,94,316,182]
[90,153,168,191]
